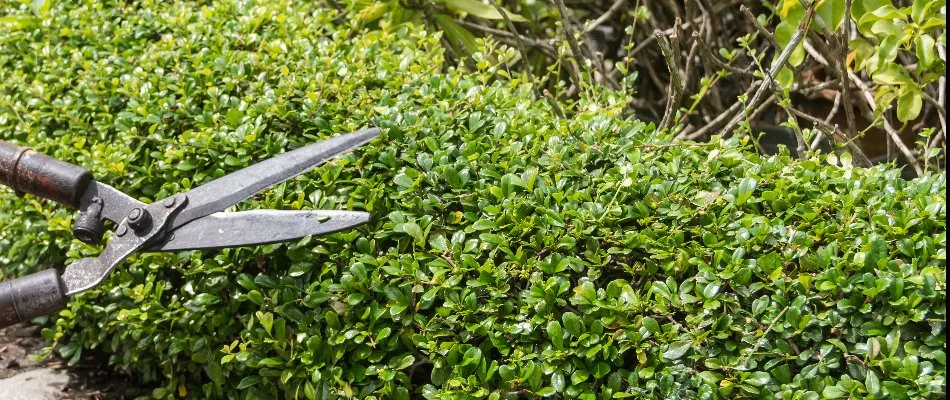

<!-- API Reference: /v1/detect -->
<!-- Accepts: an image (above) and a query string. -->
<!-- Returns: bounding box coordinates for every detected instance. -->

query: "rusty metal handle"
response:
[0,269,68,329]
[0,140,92,208]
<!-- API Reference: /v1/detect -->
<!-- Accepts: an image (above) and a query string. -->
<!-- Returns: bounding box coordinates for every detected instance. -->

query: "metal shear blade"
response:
[61,128,379,295]
[149,210,370,251]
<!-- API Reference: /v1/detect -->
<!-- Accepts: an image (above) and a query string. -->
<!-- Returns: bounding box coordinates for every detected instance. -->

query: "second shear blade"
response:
[149,210,370,251]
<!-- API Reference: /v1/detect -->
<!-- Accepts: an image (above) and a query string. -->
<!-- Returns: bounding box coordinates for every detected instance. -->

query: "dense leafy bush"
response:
[1,1,946,399]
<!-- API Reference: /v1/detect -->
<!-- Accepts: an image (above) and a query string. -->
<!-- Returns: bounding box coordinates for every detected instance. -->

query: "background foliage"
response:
[0,0,946,399]
[344,0,947,177]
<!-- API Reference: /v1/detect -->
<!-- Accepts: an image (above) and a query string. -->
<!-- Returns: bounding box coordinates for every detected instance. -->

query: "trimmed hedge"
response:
[0,1,946,399]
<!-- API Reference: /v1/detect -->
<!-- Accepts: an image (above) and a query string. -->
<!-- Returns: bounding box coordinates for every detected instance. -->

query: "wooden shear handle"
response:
[0,140,92,208]
[0,269,67,329]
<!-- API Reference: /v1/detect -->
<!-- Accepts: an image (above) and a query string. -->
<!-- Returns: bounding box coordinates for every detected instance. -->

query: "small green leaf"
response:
[865,370,881,394]
[256,311,274,334]
[547,321,564,349]
[0,16,40,30]
[698,371,722,385]
[473,219,497,230]
[551,371,566,392]
[177,160,196,171]
[883,380,909,399]
[591,361,610,378]
[822,385,846,399]
[775,20,805,67]
[394,172,414,188]
[462,346,482,366]
[562,312,584,337]
[662,342,691,360]
[816,0,846,30]
[771,364,792,384]
[736,178,757,205]
[746,371,771,386]
[237,375,262,389]
[403,222,424,242]
[392,354,415,370]
[226,108,244,126]
[911,0,931,22]
[247,290,264,306]
[642,317,661,334]
[429,234,449,251]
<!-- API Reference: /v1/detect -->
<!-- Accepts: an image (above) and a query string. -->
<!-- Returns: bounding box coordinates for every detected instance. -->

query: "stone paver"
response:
[0,367,71,400]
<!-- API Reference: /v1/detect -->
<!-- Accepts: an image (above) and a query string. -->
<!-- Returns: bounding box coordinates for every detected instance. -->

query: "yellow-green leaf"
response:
[433,13,479,55]
[872,64,912,85]
[817,0,846,31]
[897,87,922,122]
[440,0,526,22]
[915,34,936,69]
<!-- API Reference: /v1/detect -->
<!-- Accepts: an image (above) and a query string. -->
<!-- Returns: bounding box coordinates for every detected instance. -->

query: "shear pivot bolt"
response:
[127,207,152,233]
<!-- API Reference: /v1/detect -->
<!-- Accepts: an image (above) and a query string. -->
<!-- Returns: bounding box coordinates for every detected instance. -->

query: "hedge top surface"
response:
[0,1,946,399]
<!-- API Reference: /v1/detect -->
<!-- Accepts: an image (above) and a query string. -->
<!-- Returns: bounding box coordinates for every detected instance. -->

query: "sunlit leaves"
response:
[0,1,944,400]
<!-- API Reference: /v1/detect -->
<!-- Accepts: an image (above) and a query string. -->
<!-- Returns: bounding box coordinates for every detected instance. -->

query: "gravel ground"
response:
[0,323,151,399]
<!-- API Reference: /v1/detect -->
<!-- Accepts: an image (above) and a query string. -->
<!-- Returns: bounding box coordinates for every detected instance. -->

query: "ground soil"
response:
[0,323,152,399]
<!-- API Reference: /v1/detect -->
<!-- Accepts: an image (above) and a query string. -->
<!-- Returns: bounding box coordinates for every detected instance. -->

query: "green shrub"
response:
[1,1,946,399]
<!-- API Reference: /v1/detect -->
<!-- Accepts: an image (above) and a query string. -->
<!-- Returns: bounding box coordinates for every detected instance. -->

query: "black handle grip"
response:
[0,269,68,329]
[0,140,92,208]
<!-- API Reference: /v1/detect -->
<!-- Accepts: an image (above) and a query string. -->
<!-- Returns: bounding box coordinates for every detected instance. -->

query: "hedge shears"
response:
[0,128,379,328]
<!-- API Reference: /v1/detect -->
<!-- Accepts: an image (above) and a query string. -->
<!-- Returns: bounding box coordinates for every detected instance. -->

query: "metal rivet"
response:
[163,197,176,208]
[127,207,152,232]
[116,225,128,237]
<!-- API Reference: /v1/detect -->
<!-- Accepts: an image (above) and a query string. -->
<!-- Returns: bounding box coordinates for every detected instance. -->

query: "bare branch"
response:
[583,0,628,35]
[848,71,924,175]
[721,1,815,137]
[840,0,858,140]
[627,0,743,58]
[655,27,684,132]
[740,6,779,49]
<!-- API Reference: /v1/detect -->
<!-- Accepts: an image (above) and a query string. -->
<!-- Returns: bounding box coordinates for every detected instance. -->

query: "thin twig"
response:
[682,83,757,140]
[848,71,924,176]
[655,27,683,132]
[553,0,593,89]
[810,131,826,151]
[740,5,780,49]
[627,0,743,58]
[936,43,947,153]
[487,0,567,119]
[740,306,789,369]
[453,19,558,58]
[930,72,947,160]
[824,90,842,124]
[583,0,628,35]
[921,91,947,122]
[800,40,877,168]
[693,31,754,77]
[746,95,777,155]
[789,107,872,164]
[840,0,858,141]
[720,1,815,137]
